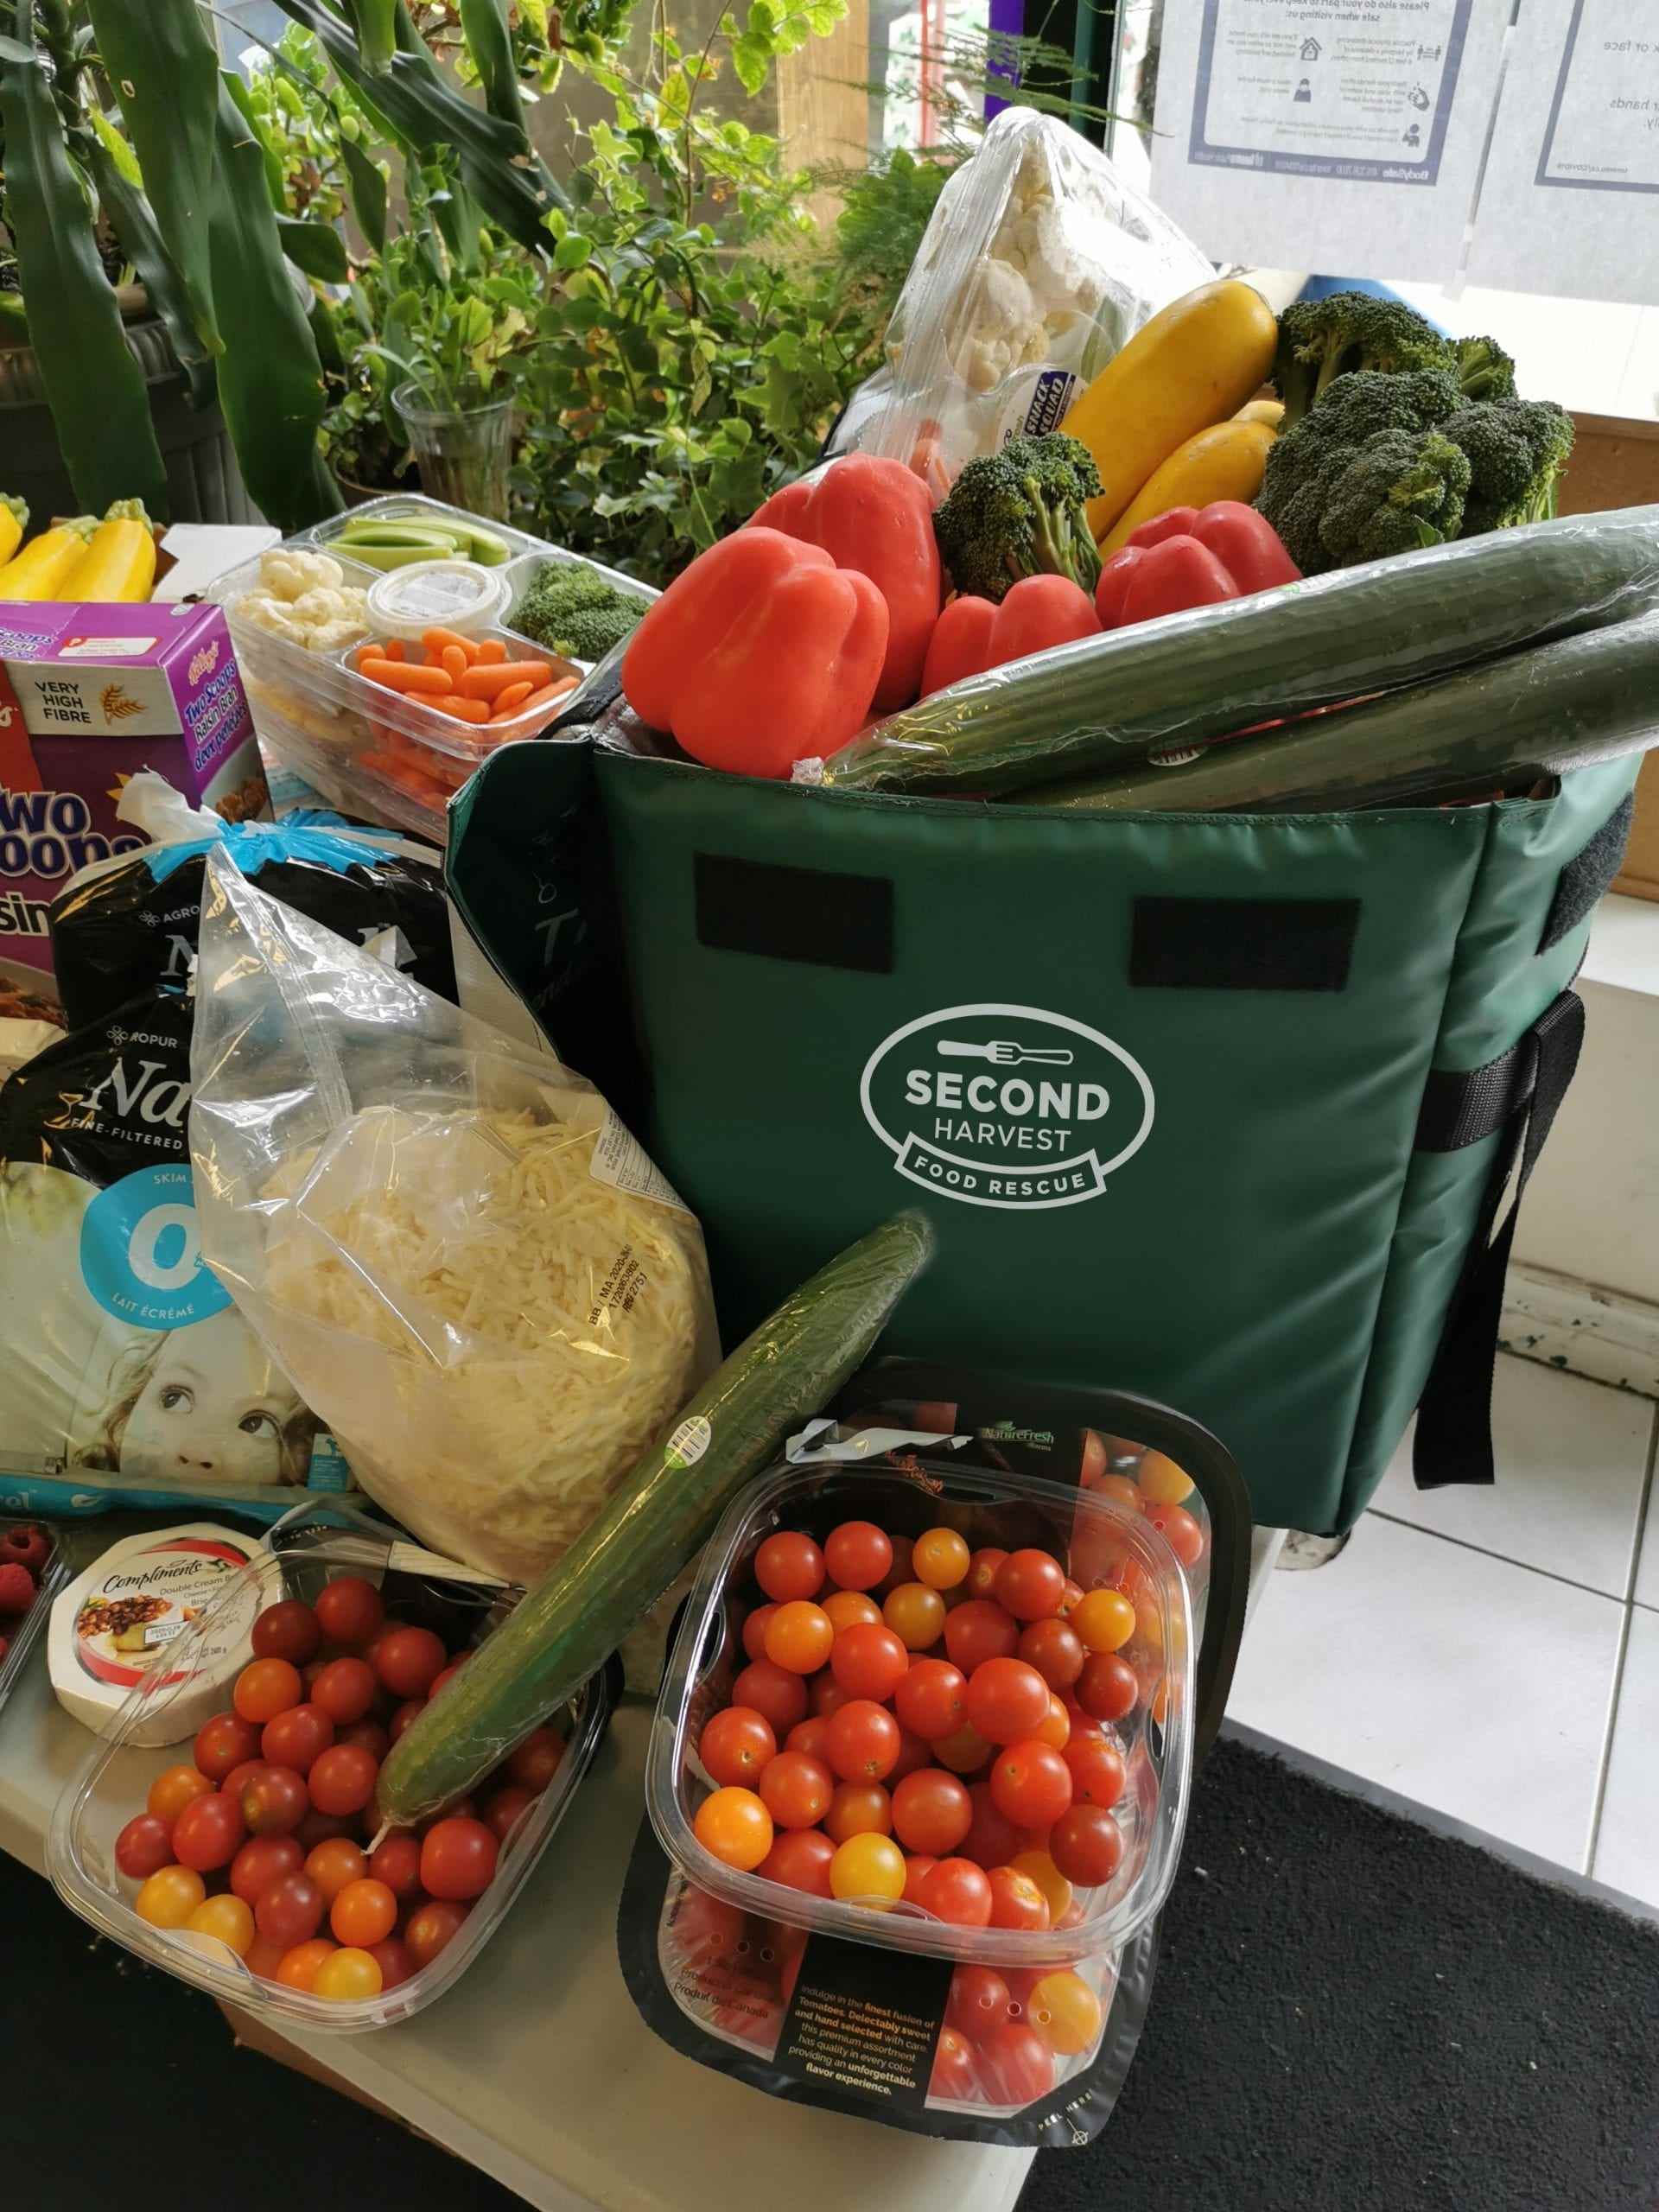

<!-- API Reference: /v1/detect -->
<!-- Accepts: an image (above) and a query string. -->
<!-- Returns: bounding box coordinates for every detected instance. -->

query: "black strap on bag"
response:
[1412,988,1586,1490]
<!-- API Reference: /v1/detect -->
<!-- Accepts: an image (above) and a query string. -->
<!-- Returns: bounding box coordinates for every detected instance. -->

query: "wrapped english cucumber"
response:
[804,508,1659,798]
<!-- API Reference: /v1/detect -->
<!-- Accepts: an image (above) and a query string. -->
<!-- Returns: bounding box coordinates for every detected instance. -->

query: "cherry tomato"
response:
[172,1790,247,1872]
[810,1673,851,1720]
[218,1760,267,1806]
[893,1656,967,1741]
[233,1658,303,1726]
[1076,1651,1138,1722]
[741,1604,780,1662]
[310,1656,378,1726]
[891,1768,972,1855]
[314,1946,384,2001]
[917,1856,993,1927]
[1028,1970,1103,2056]
[308,1744,379,1817]
[1090,1473,1144,1515]
[256,1872,326,1948]
[1065,1736,1127,1808]
[963,1656,1053,1745]
[1049,1803,1124,1888]
[763,1600,835,1675]
[404,1899,469,1969]
[758,1751,835,1830]
[944,1599,1020,1673]
[830,1623,909,1702]
[251,1599,321,1667]
[261,1702,334,1776]
[419,1815,499,1900]
[693,1785,773,1872]
[823,1520,893,1592]
[825,1699,901,1783]
[994,1549,1068,1624]
[758,1827,836,1897]
[1072,1588,1136,1654]
[1145,1501,1205,1567]
[483,1784,537,1847]
[368,1937,416,1993]
[313,1576,384,1648]
[135,1865,207,1929]
[368,1831,423,1903]
[700,1705,779,1787]
[785,1716,831,1763]
[275,1938,337,1991]
[506,1726,566,1794]
[389,1700,425,1743]
[148,1764,214,1822]
[730,1659,809,1736]
[193,1711,262,1784]
[367,1624,446,1700]
[882,1582,945,1651]
[429,1657,467,1699]
[990,1740,1073,1829]
[959,1780,1022,1869]
[874,1533,914,1599]
[185,1893,256,1956]
[1009,1848,1072,1925]
[296,1808,357,1851]
[822,1590,881,1634]
[888,1725,931,1783]
[245,1933,289,1980]
[331,1876,398,1948]
[1137,1450,1195,1505]
[976,2020,1054,2106]
[753,1532,824,1604]
[340,1720,391,1764]
[987,1865,1051,1929]
[829,1832,906,1905]
[947,1967,1011,2044]
[912,1527,970,1591]
[305,1836,369,1902]
[902,1852,938,1906]
[1058,1578,1086,1616]
[823,1782,892,1842]
[230,1834,304,1904]
[1037,1694,1071,1751]
[929,2026,976,2101]
[1018,1617,1085,1691]
[116,1814,176,1882]
[930,1720,994,1777]
[673,1884,747,1974]
[965,1548,1008,1601]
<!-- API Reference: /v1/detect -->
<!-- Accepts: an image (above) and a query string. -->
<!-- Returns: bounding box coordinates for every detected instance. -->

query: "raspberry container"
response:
[0,1513,71,1723]
[646,1455,1195,1970]
[48,1503,614,2032]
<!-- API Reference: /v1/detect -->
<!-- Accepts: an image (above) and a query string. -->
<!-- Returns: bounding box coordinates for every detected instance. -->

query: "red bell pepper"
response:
[919,575,1100,698]
[621,529,888,777]
[1096,500,1300,631]
[748,454,943,713]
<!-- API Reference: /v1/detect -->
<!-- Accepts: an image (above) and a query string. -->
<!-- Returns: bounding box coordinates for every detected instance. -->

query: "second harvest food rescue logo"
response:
[860,1002,1154,1211]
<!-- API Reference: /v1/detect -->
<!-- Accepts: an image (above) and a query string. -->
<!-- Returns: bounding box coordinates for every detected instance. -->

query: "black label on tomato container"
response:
[774,1936,953,2115]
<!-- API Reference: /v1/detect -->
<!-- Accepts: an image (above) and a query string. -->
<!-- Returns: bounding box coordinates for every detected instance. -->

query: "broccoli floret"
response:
[1256,368,1464,573]
[1271,290,1455,425]
[932,432,1103,601]
[1441,397,1574,535]
[1451,334,1517,402]
[515,561,644,659]
[1314,429,1471,569]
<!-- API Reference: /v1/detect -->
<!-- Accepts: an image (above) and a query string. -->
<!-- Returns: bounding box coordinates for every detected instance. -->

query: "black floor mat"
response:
[1020,1732,1659,2212]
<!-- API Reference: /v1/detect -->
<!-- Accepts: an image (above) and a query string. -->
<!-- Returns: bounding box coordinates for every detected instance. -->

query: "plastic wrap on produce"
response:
[799,507,1659,799]
[827,110,1214,495]
[188,855,720,1590]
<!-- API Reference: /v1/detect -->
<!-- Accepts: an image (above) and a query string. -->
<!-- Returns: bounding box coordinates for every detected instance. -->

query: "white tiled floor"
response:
[1228,1353,1659,1901]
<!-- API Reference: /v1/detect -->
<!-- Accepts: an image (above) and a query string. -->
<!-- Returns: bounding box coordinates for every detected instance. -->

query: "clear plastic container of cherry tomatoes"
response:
[47,1503,615,2033]
[646,1456,1194,1971]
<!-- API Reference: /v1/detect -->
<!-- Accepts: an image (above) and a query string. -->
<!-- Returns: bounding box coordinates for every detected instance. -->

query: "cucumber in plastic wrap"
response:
[1020,607,1659,814]
[804,509,1659,798]
[377,1211,936,1823]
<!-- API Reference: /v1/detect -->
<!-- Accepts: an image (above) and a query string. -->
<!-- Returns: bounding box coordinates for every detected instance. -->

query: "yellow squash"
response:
[1236,397,1284,428]
[0,498,25,568]
[63,499,157,602]
[1100,418,1278,554]
[0,514,97,600]
[1062,279,1279,539]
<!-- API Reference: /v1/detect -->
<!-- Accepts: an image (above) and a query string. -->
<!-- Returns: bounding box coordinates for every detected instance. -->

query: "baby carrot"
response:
[381,638,406,661]
[441,643,468,685]
[455,658,553,701]
[486,678,535,715]
[428,693,492,724]
[422,626,480,664]
[360,656,451,694]
[475,637,507,664]
[493,675,578,723]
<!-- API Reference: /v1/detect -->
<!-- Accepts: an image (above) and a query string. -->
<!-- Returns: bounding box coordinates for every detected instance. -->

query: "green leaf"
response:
[277,217,350,282]
[554,232,592,270]
[86,104,143,187]
[340,131,387,252]
[730,35,770,93]
[83,131,218,410]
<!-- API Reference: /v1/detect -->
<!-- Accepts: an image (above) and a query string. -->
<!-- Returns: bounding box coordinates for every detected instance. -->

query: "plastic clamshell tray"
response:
[0,1514,71,1723]
[648,1458,1195,1967]
[48,1505,612,2032]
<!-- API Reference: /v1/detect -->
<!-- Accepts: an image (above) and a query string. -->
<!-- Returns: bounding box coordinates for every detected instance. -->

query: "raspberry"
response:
[0,1563,36,1616]
[0,1525,50,1578]
[0,1634,9,1668]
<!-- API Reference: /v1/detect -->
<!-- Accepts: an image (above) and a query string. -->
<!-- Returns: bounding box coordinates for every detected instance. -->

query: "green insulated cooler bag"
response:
[446,729,1637,1537]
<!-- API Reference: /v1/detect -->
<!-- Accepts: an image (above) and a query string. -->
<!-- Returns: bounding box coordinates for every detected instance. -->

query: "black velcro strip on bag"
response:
[694,853,893,974]
[1414,1037,1533,1154]
[1538,794,1636,952]
[1130,898,1359,992]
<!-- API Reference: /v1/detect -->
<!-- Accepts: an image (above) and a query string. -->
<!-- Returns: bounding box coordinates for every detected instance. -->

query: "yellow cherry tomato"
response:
[1009,1848,1072,1926]
[312,1946,385,2001]
[829,1832,906,1908]
[1072,1588,1136,1654]
[883,1581,946,1650]
[1036,1694,1071,1750]
[185,1893,256,1956]
[135,1865,207,1929]
[1136,1451,1194,1505]
[1027,1970,1103,2055]
[694,1784,774,1871]
[912,1528,971,1592]
[822,1590,882,1633]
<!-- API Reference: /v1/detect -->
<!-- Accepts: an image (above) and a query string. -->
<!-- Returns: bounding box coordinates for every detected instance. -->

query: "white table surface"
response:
[0,1655,1033,2212]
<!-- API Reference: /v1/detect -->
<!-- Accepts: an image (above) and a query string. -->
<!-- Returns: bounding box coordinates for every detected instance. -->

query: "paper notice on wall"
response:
[1150,0,1509,283]
[1469,0,1659,303]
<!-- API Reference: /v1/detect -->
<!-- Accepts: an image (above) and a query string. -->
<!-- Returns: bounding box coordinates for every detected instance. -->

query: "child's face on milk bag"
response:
[111,1308,312,1486]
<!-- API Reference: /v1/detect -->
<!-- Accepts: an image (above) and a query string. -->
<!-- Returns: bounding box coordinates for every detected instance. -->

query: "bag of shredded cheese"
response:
[188,854,719,1591]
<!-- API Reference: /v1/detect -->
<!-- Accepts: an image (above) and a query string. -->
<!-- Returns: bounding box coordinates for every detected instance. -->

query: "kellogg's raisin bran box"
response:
[0,601,267,998]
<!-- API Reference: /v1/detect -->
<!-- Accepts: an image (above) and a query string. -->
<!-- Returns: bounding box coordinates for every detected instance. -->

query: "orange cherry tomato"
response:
[763,1600,836,1675]
[693,1786,773,1871]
